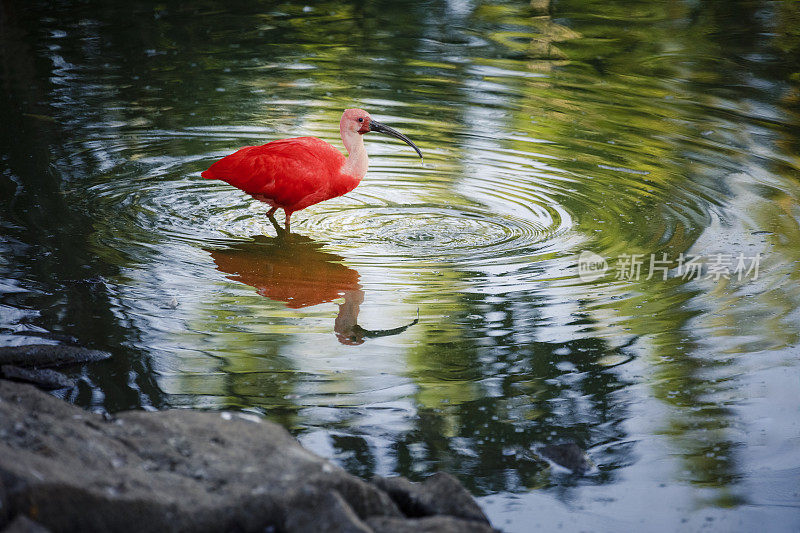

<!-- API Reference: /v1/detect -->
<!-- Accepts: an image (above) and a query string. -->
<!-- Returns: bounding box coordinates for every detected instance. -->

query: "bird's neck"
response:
[341,128,368,180]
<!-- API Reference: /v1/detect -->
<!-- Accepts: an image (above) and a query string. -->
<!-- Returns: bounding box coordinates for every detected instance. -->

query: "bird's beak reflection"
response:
[368,120,423,159]
[335,290,419,345]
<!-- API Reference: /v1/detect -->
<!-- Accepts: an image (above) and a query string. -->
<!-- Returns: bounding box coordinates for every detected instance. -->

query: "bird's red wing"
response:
[202,137,346,209]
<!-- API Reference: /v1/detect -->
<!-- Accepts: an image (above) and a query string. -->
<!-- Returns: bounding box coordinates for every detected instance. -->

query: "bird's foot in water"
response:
[267,213,290,238]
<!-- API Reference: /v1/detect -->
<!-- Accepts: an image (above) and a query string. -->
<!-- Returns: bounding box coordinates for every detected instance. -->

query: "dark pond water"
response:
[2,1,800,530]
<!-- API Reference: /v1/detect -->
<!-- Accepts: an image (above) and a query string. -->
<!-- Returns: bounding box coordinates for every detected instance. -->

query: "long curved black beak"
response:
[369,120,423,158]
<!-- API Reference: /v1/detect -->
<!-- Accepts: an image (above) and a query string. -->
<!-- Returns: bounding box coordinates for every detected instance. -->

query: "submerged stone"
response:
[0,344,111,368]
[0,365,75,390]
[537,442,594,474]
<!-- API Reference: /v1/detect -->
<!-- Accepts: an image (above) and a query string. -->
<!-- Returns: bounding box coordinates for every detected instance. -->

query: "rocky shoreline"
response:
[0,380,498,532]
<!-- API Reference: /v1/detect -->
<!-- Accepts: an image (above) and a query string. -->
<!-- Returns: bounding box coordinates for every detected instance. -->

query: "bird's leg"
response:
[266,206,285,236]
[284,211,292,234]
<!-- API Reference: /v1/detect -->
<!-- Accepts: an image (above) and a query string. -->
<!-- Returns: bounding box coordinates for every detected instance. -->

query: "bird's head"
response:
[341,108,423,158]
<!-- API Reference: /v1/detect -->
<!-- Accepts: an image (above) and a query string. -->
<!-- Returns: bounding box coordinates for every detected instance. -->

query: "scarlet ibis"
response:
[202,109,422,233]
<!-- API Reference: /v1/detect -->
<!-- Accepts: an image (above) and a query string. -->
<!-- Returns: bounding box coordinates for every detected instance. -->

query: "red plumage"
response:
[201,137,356,213]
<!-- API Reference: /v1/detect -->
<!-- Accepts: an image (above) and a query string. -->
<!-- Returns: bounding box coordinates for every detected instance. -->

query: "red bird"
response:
[202,109,422,233]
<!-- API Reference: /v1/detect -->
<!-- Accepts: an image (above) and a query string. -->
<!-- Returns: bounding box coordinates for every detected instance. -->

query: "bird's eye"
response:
[358,118,364,123]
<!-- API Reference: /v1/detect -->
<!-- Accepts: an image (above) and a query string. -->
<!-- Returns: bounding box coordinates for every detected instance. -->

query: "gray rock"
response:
[0,366,75,390]
[366,516,498,533]
[372,472,490,524]
[0,381,494,533]
[0,345,110,368]
[282,489,372,533]
[0,476,8,527]
[1,515,51,533]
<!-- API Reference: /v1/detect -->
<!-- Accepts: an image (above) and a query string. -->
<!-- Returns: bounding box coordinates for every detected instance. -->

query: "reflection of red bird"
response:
[208,236,418,345]
[202,109,422,233]
[209,235,359,309]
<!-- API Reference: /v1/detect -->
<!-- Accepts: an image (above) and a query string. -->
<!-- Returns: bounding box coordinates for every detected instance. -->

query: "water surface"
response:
[1,1,799,531]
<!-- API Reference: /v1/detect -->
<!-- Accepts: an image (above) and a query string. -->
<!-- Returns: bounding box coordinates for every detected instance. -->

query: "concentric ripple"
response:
[301,204,570,265]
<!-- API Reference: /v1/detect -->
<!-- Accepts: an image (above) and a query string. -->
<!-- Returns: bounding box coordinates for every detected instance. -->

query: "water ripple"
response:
[301,204,563,265]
